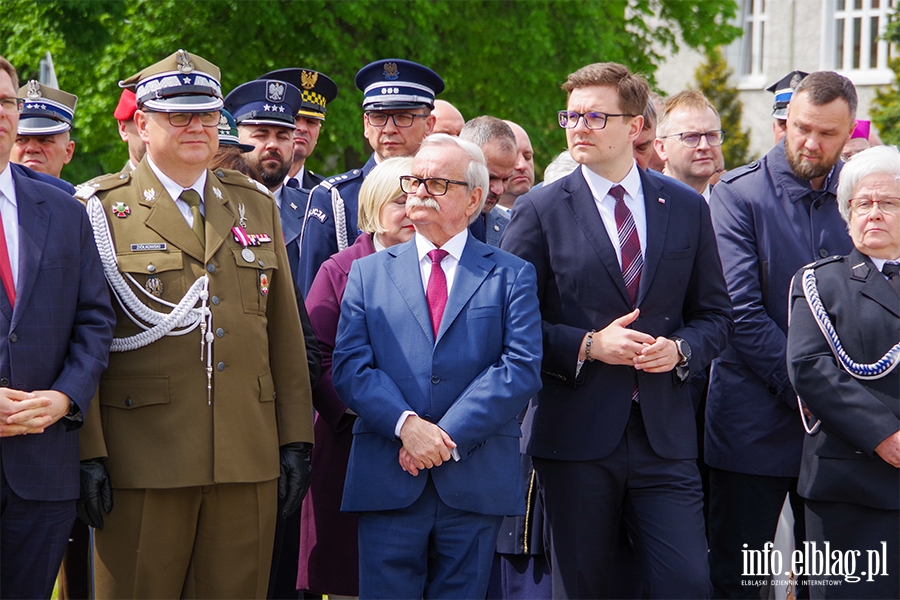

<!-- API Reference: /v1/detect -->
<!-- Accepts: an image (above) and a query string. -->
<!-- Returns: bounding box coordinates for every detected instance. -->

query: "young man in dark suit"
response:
[501,62,732,599]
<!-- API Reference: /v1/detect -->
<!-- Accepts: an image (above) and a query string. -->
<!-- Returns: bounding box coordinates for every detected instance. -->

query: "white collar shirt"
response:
[147,156,208,226]
[581,162,647,266]
[0,164,19,286]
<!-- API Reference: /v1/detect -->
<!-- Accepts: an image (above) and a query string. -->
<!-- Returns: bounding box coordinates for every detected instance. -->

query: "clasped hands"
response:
[0,388,70,437]
[582,308,680,373]
[398,414,457,476]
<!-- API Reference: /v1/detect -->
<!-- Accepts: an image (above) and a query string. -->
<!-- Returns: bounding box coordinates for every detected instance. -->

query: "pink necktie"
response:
[611,185,642,308]
[426,249,449,337]
[0,202,15,308]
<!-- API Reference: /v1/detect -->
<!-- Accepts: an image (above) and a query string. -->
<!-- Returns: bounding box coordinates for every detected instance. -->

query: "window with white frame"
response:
[739,0,767,76]
[832,0,894,73]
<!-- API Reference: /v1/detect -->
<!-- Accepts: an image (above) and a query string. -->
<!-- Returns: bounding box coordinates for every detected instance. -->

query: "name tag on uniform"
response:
[130,243,168,252]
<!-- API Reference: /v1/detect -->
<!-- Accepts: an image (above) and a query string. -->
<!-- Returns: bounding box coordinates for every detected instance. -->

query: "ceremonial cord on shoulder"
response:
[86,196,212,354]
[792,268,900,434]
[331,186,348,252]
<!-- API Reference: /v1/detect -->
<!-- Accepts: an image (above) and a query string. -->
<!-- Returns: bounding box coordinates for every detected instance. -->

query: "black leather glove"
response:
[278,442,312,519]
[76,458,113,529]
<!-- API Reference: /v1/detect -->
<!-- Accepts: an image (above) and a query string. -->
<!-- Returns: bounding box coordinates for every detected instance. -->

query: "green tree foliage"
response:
[871,8,900,145]
[1,0,741,184]
[694,47,751,168]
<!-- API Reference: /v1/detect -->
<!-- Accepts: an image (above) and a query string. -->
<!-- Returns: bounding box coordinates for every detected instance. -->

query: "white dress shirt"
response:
[581,162,647,266]
[146,157,207,227]
[0,164,20,287]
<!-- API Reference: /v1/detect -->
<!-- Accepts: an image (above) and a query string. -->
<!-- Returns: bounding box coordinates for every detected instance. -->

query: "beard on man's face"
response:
[785,139,841,181]
[255,150,290,189]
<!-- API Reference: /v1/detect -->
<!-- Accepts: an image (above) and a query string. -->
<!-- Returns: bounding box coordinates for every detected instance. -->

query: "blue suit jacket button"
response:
[0,377,9,387]
[431,375,440,384]
[8,333,16,343]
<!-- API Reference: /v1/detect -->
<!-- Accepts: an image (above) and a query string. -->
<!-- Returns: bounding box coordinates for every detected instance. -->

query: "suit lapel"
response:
[438,237,493,343]
[384,241,434,343]
[135,161,205,263]
[850,250,900,318]
[637,170,670,306]
[203,175,235,263]
[9,172,49,329]
[563,173,631,306]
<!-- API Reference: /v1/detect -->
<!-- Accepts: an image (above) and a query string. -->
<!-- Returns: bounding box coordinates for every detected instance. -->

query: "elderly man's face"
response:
[11,133,74,178]
[406,144,482,247]
[785,91,855,183]
[364,108,435,159]
[239,124,293,190]
[848,172,900,260]
[655,106,722,191]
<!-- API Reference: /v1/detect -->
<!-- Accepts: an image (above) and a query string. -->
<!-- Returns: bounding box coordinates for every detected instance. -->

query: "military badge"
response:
[176,49,194,74]
[143,188,156,202]
[790,72,804,89]
[383,62,399,80]
[301,70,318,90]
[213,187,223,200]
[112,202,131,218]
[25,80,41,100]
[266,81,286,103]
[146,275,163,297]
[259,272,269,296]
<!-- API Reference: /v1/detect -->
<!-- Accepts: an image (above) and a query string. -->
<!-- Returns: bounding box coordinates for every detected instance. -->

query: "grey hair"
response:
[459,115,516,153]
[418,132,489,222]
[837,145,900,223]
[543,150,580,184]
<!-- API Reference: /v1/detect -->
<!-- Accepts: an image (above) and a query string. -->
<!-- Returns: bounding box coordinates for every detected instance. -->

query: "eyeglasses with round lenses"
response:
[164,111,221,128]
[366,112,428,128]
[659,130,726,148]
[850,197,900,216]
[399,175,469,196]
[557,110,634,130]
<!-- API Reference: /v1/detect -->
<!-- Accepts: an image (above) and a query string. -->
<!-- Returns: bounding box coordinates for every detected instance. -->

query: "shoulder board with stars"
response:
[322,168,363,188]
[212,168,272,197]
[75,171,132,200]
[801,255,844,270]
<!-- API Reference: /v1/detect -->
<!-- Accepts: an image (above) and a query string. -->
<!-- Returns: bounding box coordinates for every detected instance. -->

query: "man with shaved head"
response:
[432,99,465,136]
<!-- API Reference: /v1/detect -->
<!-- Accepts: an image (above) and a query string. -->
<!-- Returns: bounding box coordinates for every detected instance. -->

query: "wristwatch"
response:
[672,337,692,367]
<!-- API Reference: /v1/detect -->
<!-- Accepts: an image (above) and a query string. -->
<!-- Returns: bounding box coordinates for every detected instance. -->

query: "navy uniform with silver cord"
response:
[75,50,315,599]
[297,59,442,295]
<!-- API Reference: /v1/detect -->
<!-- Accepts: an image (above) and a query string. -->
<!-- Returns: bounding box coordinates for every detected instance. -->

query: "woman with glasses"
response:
[297,156,415,598]
[787,145,900,598]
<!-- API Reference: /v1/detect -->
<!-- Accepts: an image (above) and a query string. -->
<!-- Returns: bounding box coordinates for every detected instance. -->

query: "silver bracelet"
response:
[584,330,596,362]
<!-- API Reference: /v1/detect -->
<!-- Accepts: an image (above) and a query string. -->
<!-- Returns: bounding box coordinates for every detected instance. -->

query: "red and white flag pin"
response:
[658,197,666,204]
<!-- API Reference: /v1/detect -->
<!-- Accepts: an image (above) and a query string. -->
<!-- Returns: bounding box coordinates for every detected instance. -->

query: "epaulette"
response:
[800,255,844,270]
[718,160,761,184]
[321,168,363,189]
[212,168,272,197]
[74,171,131,200]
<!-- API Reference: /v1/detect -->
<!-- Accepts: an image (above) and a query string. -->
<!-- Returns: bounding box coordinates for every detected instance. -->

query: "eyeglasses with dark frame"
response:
[557,110,635,130]
[366,112,429,128]
[157,111,222,128]
[399,175,469,196]
[0,97,22,113]
[658,130,726,148]
[849,196,900,216]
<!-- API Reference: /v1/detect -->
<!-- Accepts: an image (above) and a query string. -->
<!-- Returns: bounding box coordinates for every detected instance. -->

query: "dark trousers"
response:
[805,499,899,599]
[708,467,807,599]
[57,520,91,600]
[534,405,710,599]
[357,475,502,599]
[1,459,76,600]
[267,496,301,600]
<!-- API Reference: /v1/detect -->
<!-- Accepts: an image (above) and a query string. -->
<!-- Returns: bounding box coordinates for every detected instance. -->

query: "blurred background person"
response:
[497,120,535,214]
[298,156,414,599]
[766,70,807,146]
[210,109,259,178]
[11,80,77,181]
[842,119,872,162]
[113,88,145,172]
[633,99,657,170]
[432,99,464,136]
[787,144,900,598]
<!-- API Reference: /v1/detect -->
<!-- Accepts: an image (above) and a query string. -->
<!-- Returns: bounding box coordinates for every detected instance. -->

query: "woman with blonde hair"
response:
[297,156,415,597]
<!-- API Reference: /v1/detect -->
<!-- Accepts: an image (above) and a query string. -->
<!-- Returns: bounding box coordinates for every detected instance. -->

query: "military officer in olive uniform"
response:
[75,50,314,600]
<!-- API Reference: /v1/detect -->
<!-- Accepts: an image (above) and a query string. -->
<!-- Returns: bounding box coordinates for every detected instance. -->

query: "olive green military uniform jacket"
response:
[79,159,314,489]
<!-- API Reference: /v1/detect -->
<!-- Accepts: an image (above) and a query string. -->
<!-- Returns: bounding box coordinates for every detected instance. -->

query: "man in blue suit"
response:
[332,133,542,599]
[501,62,733,599]
[0,56,115,599]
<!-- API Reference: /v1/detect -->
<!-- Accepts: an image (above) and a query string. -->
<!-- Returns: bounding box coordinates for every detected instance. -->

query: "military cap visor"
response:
[17,81,77,136]
[259,68,337,121]
[121,49,224,113]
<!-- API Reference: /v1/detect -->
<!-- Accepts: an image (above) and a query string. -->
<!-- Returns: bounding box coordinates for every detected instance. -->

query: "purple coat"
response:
[297,232,375,595]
